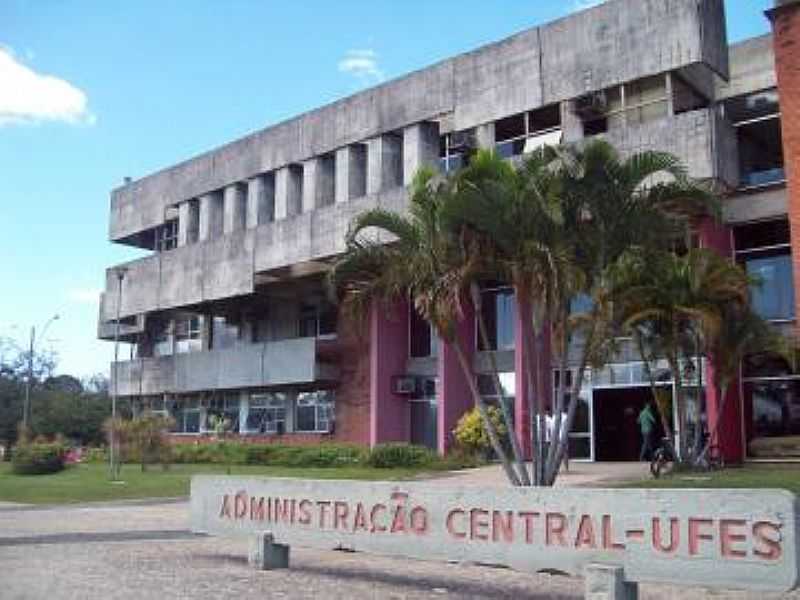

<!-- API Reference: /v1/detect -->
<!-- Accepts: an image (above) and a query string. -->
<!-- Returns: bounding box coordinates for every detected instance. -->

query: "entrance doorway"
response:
[410,400,437,450]
[593,386,665,461]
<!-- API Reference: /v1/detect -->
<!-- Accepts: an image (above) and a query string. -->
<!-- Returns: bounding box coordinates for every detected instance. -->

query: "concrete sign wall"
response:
[191,476,799,592]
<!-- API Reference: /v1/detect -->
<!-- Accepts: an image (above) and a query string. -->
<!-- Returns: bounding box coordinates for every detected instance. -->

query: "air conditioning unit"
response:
[574,91,608,117]
[392,376,417,396]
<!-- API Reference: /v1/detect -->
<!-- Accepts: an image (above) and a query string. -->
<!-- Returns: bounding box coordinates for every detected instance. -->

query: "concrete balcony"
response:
[111,337,339,397]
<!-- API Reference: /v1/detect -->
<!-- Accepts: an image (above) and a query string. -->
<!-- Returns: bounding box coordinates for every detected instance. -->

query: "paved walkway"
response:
[0,464,792,599]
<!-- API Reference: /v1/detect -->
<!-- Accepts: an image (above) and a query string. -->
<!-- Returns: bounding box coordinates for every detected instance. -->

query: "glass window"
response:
[298,301,337,339]
[175,317,202,354]
[746,379,800,439]
[175,398,200,434]
[211,316,239,350]
[477,372,515,424]
[155,219,178,252]
[410,307,438,358]
[478,287,516,351]
[248,393,287,434]
[295,390,335,433]
[439,130,474,173]
[205,395,240,432]
[726,89,784,189]
[153,323,173,357]
[735,220,795,322]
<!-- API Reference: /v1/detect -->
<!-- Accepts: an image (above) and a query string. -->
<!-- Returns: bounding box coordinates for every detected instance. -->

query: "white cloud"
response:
[338,49,385,83]
[0,47,94,126]
[572,0,606,10]
[68,288,101,305]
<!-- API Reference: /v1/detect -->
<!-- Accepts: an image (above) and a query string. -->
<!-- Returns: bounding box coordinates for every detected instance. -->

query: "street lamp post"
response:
[22,315,59,431]
[110,267,128,480]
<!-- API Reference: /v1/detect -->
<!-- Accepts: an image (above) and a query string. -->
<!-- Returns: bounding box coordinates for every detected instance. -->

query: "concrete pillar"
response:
[336,145,367,203]
[767,2,800,327]
[369,300,410,447]
[475,122,496,149]
[438,304,475,455]
[561,100,584,144]
[275,165,302,220]
[367,134,403,195]
[246,174,275,228]
[403,122,440,186]
[302,158,319,213]
[223,184,246,235]
[699,218,743,463]
[177,200,199,247]
[198,191,223,242]
[239,392,249,435]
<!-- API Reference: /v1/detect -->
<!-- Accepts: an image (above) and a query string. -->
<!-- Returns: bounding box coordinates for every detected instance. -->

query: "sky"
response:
[0,0,775,379]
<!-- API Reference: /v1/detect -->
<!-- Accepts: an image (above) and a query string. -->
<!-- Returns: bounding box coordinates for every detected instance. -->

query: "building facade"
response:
[100,0,800,462]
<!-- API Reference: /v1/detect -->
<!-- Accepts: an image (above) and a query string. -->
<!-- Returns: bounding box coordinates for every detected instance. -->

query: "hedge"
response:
[12,443,66,475]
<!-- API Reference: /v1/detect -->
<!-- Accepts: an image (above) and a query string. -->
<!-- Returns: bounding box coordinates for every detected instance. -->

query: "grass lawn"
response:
[0,462,448,505]
[623,463,800,495]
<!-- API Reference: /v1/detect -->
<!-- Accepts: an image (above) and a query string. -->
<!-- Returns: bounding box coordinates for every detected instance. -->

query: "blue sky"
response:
[0,0,775,378]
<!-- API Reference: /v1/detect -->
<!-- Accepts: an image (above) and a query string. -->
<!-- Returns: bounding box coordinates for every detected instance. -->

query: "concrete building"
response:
[100,0,799,462]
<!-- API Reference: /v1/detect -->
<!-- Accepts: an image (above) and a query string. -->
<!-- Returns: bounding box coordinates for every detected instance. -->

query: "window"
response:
[409,306,438,358]
[175,316,202,354]
[153,321,173,357]
[478,287,516,351]
[494,104,562,159]
[726,89,785,189]
[734,219,795,322]
[175,397,201,434]
[211,316,239,350]
[155,219,178,252]
[439,130,475,173]
[247,393,288,434]
[298,301,337,339]
[205,395,240,432]
[477,373,515,424]
[295,390,335,433]
[577,76,669,137]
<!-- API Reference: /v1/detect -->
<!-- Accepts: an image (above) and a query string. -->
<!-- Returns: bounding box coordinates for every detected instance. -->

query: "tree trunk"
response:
[633,331,674,445]
[470,283,530,485]
[545,307,569,482]
[452,339,521,486]
[698,381,729,463]
[515,287,542,486]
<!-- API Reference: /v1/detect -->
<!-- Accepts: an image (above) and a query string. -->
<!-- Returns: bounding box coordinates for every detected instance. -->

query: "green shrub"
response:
[83,447,107,463]
[169,442,366,468]
[12,443,66,475]
[453,406,507,457]
[366,443,435,468]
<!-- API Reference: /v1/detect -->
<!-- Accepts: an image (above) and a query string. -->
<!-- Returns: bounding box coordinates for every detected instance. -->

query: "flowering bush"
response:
[12,442,66,475]
[453,406,508,457]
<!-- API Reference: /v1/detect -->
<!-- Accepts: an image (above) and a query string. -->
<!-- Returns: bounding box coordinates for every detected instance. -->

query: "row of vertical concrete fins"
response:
[113,338,338,396]
[108,0,728,242]
[100,187,408,323]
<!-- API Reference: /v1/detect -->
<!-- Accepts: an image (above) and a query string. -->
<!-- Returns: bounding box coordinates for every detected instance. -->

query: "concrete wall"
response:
[715,34,776,100]
[108,0,729,243]
[112,337,337,397]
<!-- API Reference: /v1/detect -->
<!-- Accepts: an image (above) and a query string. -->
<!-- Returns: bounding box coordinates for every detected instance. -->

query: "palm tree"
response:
[328,167,524,486]
[615,248,751,462]
[541,142,718,483]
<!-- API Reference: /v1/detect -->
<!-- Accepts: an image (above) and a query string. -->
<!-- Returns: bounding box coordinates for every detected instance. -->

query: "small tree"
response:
[454,406,508,458]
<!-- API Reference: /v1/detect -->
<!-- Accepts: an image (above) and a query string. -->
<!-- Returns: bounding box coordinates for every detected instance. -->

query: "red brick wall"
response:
[770,2,800,324]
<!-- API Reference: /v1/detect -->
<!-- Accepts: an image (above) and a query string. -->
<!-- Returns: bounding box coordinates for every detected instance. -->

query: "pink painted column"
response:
[699,218,743,463]
[437,304,476,455]
[369,300,410,447]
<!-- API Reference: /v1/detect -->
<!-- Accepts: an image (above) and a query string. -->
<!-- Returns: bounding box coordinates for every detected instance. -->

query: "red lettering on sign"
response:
[470,509,490,541]
[352,502,368,532]
[234,491,248,519]
[249,496,265,521]
[334,501,349,530]
[652,517,679,554]
[297,499,312,525]
[274,499,295,524]
[574,515,597,549]
[602,515,625,551]
[719,519,747,559]
[409,506,428,535]
[219,494,232,519]
[545,513,567,547]
[688,518,714,556]
[317,501,331,529]
[447,508,466,539]
[518,511,539,544]
[370,503,387,533]
[492,511,514,543]
[753,521,783,561]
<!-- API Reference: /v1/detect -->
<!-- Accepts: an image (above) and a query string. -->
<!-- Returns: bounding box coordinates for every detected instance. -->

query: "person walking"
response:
[638,402,657,462]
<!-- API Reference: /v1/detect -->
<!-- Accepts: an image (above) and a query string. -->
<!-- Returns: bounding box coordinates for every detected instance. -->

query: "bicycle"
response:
[650,437,677,479]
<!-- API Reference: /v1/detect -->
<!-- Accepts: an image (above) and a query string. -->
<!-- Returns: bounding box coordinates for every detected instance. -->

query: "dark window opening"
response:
[155,219,178,252]
[529,104,561,133]
[298,301,337,339]
[478,287,516,351]
[410,307,437,358]
[737,118,785,188]
[672,73,709,115]
[439,129,475,173]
